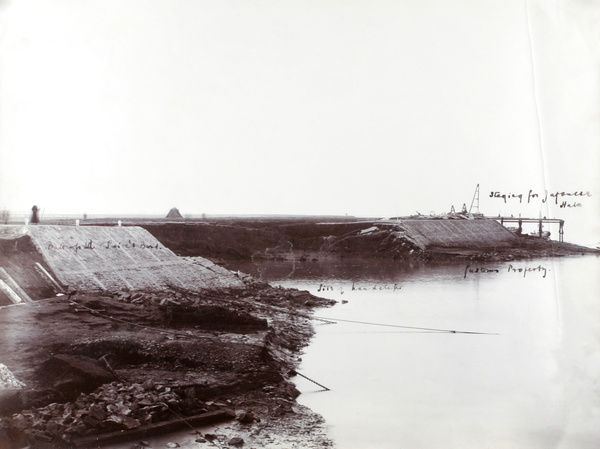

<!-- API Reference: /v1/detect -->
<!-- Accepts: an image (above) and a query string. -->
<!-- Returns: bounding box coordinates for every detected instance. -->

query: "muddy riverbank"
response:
[0,279,335,448]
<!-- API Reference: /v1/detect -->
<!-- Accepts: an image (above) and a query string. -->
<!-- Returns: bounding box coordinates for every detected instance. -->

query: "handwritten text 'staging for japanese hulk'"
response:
[489,190,591,208]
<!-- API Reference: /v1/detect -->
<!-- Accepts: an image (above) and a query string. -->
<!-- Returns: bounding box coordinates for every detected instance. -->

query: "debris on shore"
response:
[0,283,335,448]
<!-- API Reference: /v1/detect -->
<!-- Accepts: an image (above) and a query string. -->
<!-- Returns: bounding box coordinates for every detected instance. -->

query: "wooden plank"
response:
[0,279,22,304]
[34,262,66,293]
[0,267,33,302]
[71,410,234,448]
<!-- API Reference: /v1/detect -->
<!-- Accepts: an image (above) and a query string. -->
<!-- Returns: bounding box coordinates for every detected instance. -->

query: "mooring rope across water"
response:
[311,315,498,335]
[311,316,337,325]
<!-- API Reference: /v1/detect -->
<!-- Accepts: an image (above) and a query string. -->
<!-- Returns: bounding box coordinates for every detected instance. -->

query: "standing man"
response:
[31,205,39,224]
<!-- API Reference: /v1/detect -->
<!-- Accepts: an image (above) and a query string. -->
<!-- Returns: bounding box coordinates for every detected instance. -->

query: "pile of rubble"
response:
[112,290,193,307]
[0,280,336,448]
[6,381,194,444]
[108,282,325,312]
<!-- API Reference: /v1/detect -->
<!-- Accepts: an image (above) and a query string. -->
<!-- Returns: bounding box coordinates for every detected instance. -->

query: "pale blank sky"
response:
[0,0,598,245]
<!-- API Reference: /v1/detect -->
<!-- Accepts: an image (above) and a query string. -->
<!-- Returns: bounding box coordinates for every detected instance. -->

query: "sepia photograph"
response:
[1,1,599,448]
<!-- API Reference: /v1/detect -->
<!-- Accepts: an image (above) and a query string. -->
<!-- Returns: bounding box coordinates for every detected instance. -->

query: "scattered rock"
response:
[122,416,141,429]
[284,384,301,399]
[36,355,116,398]
[228,436,244,446]
[88,404,107,421]
[4,381,185,441]
[235,409,255,424]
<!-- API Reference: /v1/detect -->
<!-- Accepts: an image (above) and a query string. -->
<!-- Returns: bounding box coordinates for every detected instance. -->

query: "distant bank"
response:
[28,215,593,263]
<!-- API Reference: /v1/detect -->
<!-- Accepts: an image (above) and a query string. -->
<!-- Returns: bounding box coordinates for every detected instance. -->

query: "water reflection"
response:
[227,255,600,449]
[228,256,431,284]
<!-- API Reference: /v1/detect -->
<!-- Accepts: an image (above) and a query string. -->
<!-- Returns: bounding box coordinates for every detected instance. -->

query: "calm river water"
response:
[229,255,600,449]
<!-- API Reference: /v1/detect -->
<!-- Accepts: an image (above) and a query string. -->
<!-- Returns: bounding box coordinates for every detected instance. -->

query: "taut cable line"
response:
[311,315,498,335]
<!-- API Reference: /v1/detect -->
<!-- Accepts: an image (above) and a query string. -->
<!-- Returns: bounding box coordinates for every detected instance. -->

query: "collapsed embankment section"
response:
[140,220,373,260]
[0,225,244,304]
[138,218,597,262]
[141,220,419,260]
